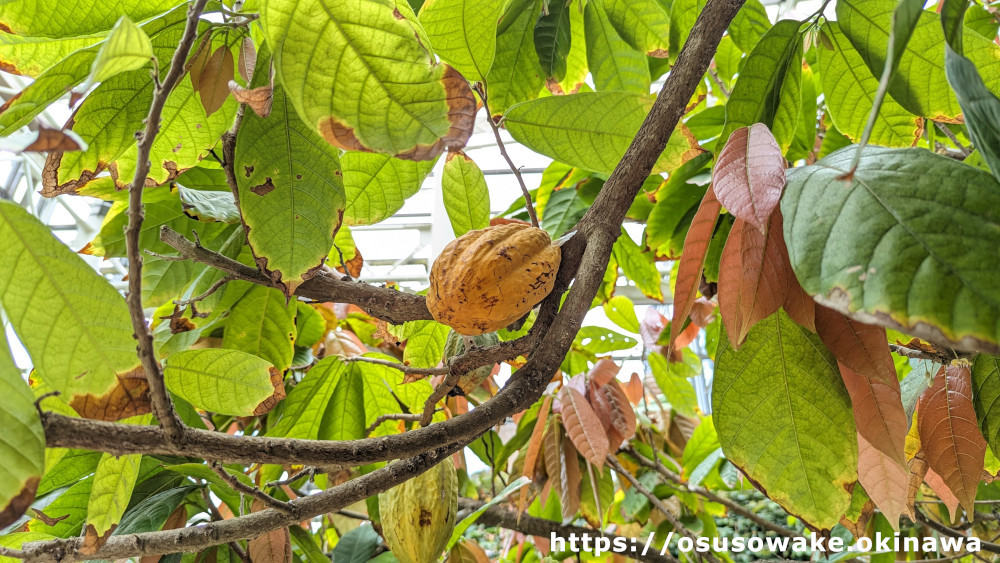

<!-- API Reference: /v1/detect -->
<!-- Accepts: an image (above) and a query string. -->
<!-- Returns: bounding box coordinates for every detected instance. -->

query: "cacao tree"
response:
[0,0,998,561]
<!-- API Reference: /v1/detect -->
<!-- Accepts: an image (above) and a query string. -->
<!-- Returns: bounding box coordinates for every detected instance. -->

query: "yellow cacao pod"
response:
[378,459,458,563]
[426,224,561,335]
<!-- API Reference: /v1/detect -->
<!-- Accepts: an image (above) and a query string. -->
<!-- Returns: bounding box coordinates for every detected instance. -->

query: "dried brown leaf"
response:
[229,81,272,118]
[598,380,637,452]
[517,396,552,513]
[713,123,786,230]
[69,365,151,421]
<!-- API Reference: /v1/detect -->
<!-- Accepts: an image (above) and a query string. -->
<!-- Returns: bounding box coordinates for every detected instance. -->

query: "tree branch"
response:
[208,462,298,516]
[476,83,539,228]
[125,0,211,443]
[914,510,1000,555]
[458,498,678,563]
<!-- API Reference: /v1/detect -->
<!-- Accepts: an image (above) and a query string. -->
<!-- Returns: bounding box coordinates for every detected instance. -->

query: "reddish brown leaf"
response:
[321,330,366,358]
[857,432,911,529]
[0,477,37,529]
[560,387,609,467]
[489,217,530,227]
[669,188,721,351]
[21,128,85,152]
[623,372,644,405]
[560,433,582,522]
[689,297,716,327]
[589,378,613,431]
[80,524,114,555]
[187,36,212,92]
[518,396,552,513]
[815,306,907,467]
[542,419,563,491]
[199,46,234,117]
[917,364,986,516]
[588,358,619,387]
[782,260,816,332]
[713,123,786,230]
[248,500,292,562]
[925,466,961,521]
[640,307,667,350]
[229,81,272,118]
[597,380,637,452]
[238,37,257,83]
[717,213,788,347]
[449,540,491,563]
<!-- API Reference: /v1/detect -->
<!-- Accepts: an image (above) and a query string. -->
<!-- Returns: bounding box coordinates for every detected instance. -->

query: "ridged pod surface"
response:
[443,330,501,395]
[378,459,458,563]
[426,224,561,335]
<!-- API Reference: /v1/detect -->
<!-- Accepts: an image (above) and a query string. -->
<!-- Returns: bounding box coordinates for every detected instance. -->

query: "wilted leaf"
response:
[68,366,151,421]
[713,124,786,230]
[0,128,87,153]
[559,387,609,467]
[669,188,720,350]
[238,36,256,83]
[229,81,273,118]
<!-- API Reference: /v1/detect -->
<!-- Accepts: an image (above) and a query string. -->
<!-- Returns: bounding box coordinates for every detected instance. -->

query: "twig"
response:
[475,83,539,228]
[607,455,723,563]
[915,509,1000,554]
[267,467,317,488]
[175,274,235,308]
[706,67,730,97]
[209,462,299,517]
[421,372,461,426]
[33,390,60,418]
[888,343,971,364]
[336,509,370,521]
[201,487,251,563]
[624,446,803,538]
[124,0,212,443]
[343,355,449,377]
[365,413,427,437]
[0,547,24,559]
[935,121,972,156]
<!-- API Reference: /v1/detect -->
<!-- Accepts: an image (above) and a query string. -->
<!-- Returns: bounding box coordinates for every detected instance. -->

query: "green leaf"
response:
[331,525,380,563]
[87,450,143,539]
[583,0,650,94]
[28,477,92,537]
[717,19,801,154]
[574,326,636,354]
[534,0,572,81]
[558,0,588,93]
[817,23,921,147]
[342,153,436,226]
[319,363,366,441]
[486,0,544,116]
[267,357,344,439]
[973,354,1000,459]
[0,0,185,38]
[0,328,44,528]
[0,33,104,78]
[541,186,588,238]
[837,0,1000,121]
[222,285,297,371]
[727,0,771,52]
[714,310,857,529]
[668,0,705,60]
[418,0,504,81]
[39,450,100,496]
[441,151,490,237]
[295,303,327,348]
[612,227,662,301]
[87,16,154,88]
[446,476,530,551]
[649,352,698,417]
[504,91,704,175]
[235,74,345,293]
[261,0,475,158]
[783,145,1000,355]
[602,295,640,333]
[402,320,450,369]
[596,0,669,56]
[164,348,280,417]
[114,486,194,535]
[0,201,137,401]
[944,43,1000,181]
[646,182,707,260]
[0,533,56,562]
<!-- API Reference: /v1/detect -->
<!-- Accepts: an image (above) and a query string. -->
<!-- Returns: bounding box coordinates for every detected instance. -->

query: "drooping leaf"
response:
[176,184,240,224]
[222,285,297,371]
[668,188,720,349]
[917,364,986,515]
[485,0,544,116]
[418,0,505,81]
[86,16,154,88]
[596,0,669,56]
[714,310,857,530]
[856,432,911,529]
[534,0,572,82]
[261,0,476,159]
[559,387,609,467]
[163,348,284,417]
[342,153,436,226]
[0,328,43,529]
[717,213,788,348]
[583,0,649,94]
[817,23,922,147]
[84,449,143,552]
[504,91,704,175]
[235,59,345,294]
[712,123,785,230]
[782,145,1000,354]
[442,151,490,237]
[0,201,137,402]
[648,352,698,417]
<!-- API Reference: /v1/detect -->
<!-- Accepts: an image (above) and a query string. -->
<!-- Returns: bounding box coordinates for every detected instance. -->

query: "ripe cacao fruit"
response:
[426,224,561,335]
[443,330,500,395]
[378,459,458,563]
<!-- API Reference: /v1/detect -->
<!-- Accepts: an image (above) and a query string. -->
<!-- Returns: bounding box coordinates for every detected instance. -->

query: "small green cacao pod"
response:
[442,331,501,395]
[378,459,458,563]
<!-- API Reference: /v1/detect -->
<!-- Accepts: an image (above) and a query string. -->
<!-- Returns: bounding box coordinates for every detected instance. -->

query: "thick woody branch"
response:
[124,0,211,444]
[457,498,677,563]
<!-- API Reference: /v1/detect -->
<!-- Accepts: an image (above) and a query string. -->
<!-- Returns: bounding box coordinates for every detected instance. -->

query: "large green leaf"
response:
[0,201,136,401]
[668,0,706,60]
[727,0,771,53]
[596,0,669,56]
[714,310,857,529]
[402,320,450,369]
[973,354,1000,459]
[612,228,662,301]
[837,0,1000,121]
[342,153,436,226]
[268,357,345,439]
[27,478,93,538]
[441,151,490,237]
[534,0,572,82]
[164,348,281,417]
[222,285,297,371]
[0,33,104,77]
[0,328,44,529]
[0,0,184,38]
[235,64,345,293]
[541,185,588,238]
[583,0,649,94]
[649,352,697,417]
[646,181,707,260]
[86,16,154,87]
[783,145,1000,354]
[485,0,543,116]
[817,24,921,147]
[504,91,704,174]
[419,0,504,81]
[319,362,366,441]
[87,450,142,541]
[717,19,801,154]
[261,0,475,159]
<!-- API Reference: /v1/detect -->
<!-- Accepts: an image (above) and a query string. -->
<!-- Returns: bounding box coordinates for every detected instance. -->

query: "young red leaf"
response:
[597,380,637,452]
[917,364,987,516]
[560,433,582,522]
[238,36,257,83]
[588,377,613,431]
[713,123,786,230]
[689,297,716,327]
[623,372,645,405]
[669,188,721,351]
[248,500,292,562]
[815,306,907,466]
[924,465,961,521]
[857,432,912,529]
[542,420,563,491]
[640,307,667,350]
[588,358,619,387]
[517,395,552,514]
[717,213,788,347]
[559,387,610,467]
[199,46,234,117]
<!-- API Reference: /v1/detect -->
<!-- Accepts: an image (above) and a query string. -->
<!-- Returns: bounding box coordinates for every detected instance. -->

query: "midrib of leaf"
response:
[0,204,123,381]
[169,360,272,394]
[774,322,818,511]
[344,157,391,212]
